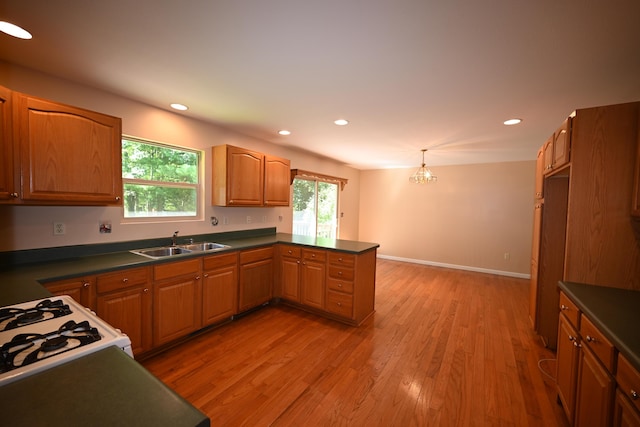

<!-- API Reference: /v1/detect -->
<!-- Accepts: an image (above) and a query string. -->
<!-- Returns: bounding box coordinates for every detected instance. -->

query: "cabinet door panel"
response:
[154,277,201,346]
[575,345,614,426]
[239,258,273,311]
[280,256,301,302]
[301,260,325,309]
[264,154,290,206]
[97,286,152,355]
[556,314,580,423]
[202,264,238,326]
[15,94,122,204]
[0,86,16,201]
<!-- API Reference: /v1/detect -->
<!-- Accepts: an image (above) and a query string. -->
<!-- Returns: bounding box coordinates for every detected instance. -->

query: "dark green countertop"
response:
[0,346,209,427]
[0,231,378,426]
[558,281,640,372]
[0,231,379,306]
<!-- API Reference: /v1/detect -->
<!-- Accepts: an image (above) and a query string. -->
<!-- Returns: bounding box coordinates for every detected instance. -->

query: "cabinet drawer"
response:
[240,246,274,264]
[97,267,149,294]
[617,354,640,413]
[328,264,354,281]
[559,291,580,328]
[154,258,201,281]
[303,248,326,262]
[328,252,355,267]
[327,277,354,294]
[279,245,301,258]
[580,315,615,371]
[203,251,238,270]
[326,290,353,318]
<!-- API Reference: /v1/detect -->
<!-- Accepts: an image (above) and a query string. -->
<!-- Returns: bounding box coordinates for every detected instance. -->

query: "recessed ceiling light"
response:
[503,118,522,125]
[0,21,32,39]
[334,119,349,126]
[170,103,188,111]
[278,130,291,136]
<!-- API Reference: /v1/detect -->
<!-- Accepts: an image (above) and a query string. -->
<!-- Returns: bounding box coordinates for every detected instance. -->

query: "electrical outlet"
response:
[246,215,252,224]
[223,216,229,225]
[504,252,510,261]
[54,222,66,235]
[261,215,267,223]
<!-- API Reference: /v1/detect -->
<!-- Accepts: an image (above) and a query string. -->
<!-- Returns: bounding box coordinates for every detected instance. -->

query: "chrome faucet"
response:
[171,231,179,246]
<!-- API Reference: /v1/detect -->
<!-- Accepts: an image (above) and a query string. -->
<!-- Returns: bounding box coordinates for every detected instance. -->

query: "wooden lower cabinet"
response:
[557,290,622,426]
[615,390,640,427]
[239,247,273,311]
[96,267,152,356]
[575,345,615,426]
[301,249,326,309]
[616,354,640,426]
[278,245,301,302]
[43,276,96,311]
[556,313,580,423]
[153,258,202,347]
[202,252,238,326]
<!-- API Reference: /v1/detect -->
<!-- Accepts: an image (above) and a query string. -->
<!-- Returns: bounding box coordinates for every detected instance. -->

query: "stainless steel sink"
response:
[180,242,230,252]
[131,242,230,259]
[131,246,193,259]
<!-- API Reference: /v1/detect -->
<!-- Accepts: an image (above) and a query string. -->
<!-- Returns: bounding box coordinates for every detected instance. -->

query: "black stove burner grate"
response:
[0,299,73,331]
[0,320,101,373]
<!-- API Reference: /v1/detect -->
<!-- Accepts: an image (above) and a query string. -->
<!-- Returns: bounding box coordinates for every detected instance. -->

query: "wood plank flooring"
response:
[142,259,569,426]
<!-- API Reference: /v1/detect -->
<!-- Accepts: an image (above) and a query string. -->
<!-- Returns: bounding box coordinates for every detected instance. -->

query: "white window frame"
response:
[121,135,203,223]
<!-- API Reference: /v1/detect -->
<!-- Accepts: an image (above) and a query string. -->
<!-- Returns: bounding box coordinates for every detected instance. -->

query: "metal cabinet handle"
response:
[143,288,149,293]
[338,283,343,287]
[115,196,121,201]
[631,390,639,400]
[83,281,90,287]
[337,302,342,307]
[10,192,18,198]
[568,335,576,342]
[573,341,582,348]
[585,335,596,343]
[122,278,128,283]
[560,304,569,310]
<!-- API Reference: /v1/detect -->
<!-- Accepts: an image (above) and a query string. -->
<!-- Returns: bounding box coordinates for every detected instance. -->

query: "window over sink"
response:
[122,136,201,220]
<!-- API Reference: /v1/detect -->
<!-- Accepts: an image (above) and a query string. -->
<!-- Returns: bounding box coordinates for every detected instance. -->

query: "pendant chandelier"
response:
[409,149,437,184]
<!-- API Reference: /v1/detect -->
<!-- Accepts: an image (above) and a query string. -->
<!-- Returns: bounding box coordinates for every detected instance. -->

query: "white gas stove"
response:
[0,295,133,385]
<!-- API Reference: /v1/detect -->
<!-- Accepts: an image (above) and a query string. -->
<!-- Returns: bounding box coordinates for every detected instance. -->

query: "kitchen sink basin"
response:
[131,246,193,259]
[180,242,230,251]
[131,242,230,259]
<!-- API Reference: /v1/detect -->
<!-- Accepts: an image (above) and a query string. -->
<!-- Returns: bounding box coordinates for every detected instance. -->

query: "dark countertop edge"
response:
[0,346,209,427]
[0,231,379,306]
[558,281,640,373]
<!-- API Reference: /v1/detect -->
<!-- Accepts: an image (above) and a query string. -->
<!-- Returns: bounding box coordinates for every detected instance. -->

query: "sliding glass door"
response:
[293,178,339,238]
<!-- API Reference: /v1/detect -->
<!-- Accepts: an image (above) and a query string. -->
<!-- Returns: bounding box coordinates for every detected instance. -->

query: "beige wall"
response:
[1,62,536,278]
[0,62,360,251]
[358,162,535,277]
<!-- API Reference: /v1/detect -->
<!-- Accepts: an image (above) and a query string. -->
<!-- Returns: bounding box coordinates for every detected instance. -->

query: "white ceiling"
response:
[1,1,640,169]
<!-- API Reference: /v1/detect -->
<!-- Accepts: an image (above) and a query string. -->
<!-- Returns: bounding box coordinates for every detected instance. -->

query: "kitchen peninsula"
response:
[0,228,379,426]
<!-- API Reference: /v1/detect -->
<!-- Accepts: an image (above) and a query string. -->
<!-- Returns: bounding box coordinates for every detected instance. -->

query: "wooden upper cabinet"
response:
[543,117,572,176]
[14,92,123,205]
[264,154,291,206]
[0,85,17,202]
[535,146,544,199]
[212,144,290,207]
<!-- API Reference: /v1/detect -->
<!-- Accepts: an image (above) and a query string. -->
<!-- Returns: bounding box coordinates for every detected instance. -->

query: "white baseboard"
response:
[376,254,531,280]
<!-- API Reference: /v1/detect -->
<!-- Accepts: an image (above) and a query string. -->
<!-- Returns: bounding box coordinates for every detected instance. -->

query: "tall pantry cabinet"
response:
[530,101,640,348]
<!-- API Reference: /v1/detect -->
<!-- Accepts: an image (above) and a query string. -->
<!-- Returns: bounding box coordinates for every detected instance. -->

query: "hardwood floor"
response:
[142,259,569,426]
